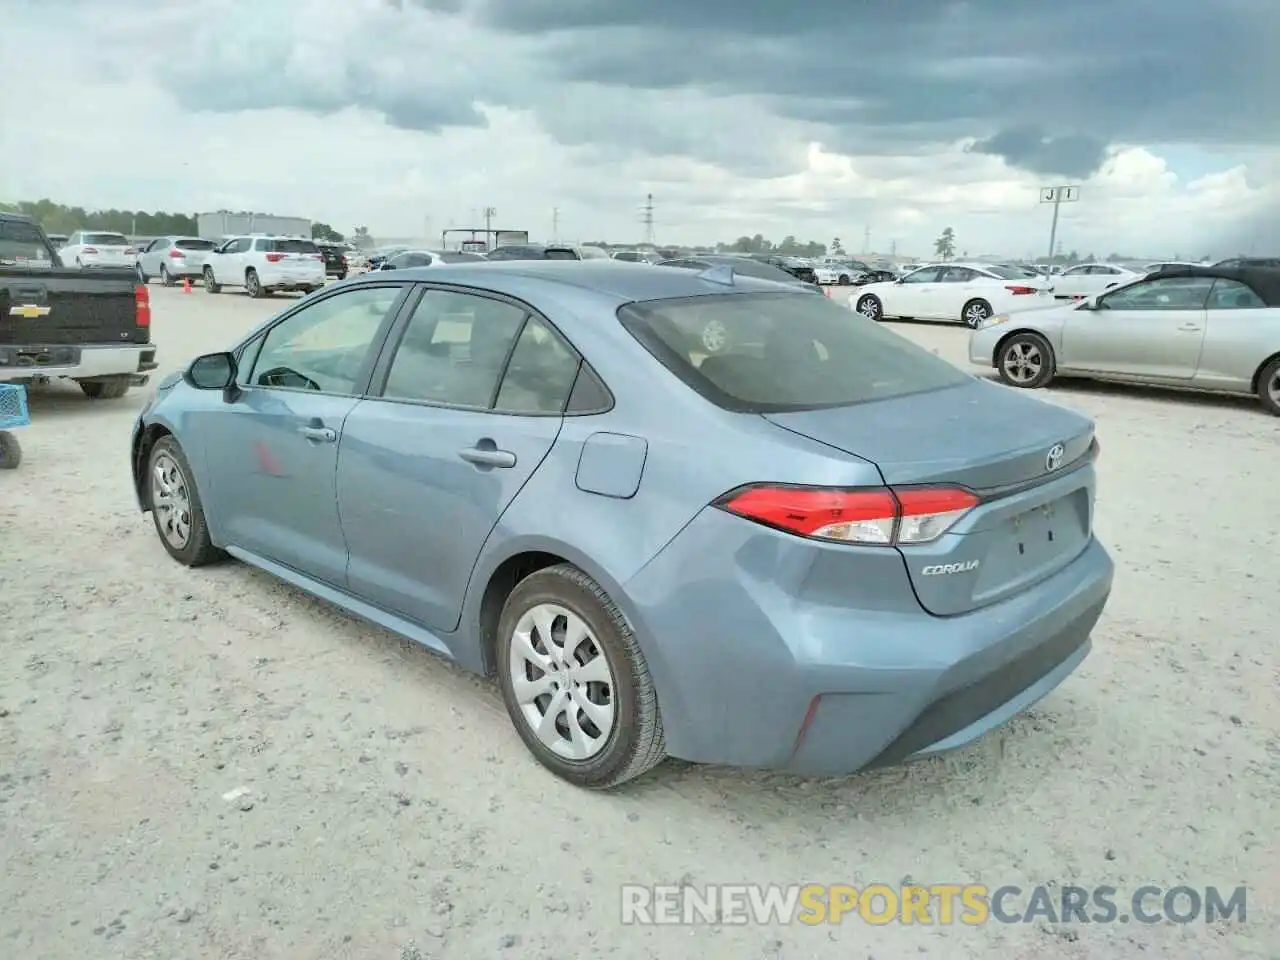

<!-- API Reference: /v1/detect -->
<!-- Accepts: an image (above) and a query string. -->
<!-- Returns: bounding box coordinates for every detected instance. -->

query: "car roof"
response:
[345,259,812,304]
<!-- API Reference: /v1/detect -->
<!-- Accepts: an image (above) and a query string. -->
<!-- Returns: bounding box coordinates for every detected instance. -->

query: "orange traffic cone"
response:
[182,276,192,294]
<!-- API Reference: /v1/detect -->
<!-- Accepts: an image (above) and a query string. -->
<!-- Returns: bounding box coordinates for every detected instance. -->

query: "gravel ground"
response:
[0,283,1276,960]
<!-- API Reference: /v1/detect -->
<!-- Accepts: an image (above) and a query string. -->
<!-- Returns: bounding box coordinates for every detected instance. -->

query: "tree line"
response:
[1,198,197,237]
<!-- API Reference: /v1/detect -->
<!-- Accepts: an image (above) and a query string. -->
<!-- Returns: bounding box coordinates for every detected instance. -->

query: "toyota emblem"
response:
[1045,443,1066,471]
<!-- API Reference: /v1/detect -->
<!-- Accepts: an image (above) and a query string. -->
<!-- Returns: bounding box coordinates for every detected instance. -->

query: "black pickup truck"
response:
[0,212,156,399]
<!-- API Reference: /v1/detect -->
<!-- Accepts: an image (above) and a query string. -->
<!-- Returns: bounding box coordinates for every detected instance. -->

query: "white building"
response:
[197,212,312,241]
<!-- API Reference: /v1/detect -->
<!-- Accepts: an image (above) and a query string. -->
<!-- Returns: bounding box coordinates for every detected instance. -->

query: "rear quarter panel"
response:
[1194,308,1280,392]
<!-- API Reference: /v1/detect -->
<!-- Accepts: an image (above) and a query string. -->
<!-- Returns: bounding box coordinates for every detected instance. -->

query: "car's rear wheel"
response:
[135,264,148,284]
[0,431,21,470]
[1257,356,1280,416]
[856,294,883,321]
[996,332,1055,389]
[204,267,221,293]
[146,437,223,566]
[245,269,263,298]
[495,564,665,789]
[160,265,175,286]
[838,274,851,285]
[962,298,993,328]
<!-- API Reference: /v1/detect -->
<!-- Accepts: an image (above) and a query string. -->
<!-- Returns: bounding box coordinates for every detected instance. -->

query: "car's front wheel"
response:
[496,564,666,789]
[996,332,1055,389]
[146,437,224,566]
[856,294,883,321]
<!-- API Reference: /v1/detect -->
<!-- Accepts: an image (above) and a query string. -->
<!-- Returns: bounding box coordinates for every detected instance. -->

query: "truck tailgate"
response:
[0,265,146,345]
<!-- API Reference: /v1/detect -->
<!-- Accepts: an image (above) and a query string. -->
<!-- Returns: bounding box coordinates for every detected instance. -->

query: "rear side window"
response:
[83,232,128,246]
[175,238,216,250]
[0,220,55,264]
[619,292,970,413]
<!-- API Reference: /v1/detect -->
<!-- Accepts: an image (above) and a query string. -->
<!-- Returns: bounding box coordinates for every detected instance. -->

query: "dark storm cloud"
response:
[469,0,1278,176]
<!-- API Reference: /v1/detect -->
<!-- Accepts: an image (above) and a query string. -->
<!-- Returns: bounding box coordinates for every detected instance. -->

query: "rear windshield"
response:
[619,292,970,412]
[720,259,800,283]
[980,264,1030,280]
[438,251,484,263]
[175,238,216,250]
[84,232,129,246]
[266,239,318,253]
[544,247,581,260]
[0,220,55,264]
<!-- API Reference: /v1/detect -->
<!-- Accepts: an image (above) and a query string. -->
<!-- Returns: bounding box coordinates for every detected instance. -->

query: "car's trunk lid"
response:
[763,379,1097,615]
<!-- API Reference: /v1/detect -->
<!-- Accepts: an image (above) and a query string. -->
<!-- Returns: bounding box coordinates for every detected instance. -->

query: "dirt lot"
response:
[1,284,1275,959]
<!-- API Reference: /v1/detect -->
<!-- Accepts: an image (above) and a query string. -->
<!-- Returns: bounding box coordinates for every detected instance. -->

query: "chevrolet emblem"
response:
[9,304,51,319]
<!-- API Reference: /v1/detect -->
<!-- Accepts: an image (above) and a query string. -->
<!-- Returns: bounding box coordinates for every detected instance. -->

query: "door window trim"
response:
[231,281,414,399]
[366,282,613,417]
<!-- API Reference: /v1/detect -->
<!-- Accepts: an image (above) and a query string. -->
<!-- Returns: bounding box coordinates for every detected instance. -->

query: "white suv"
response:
[202,235,326,297]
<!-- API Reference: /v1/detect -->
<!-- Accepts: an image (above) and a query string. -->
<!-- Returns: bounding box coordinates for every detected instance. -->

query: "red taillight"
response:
[715,484,979,545]
[264,252,286,262]
[1005,285,1037,295]
[134,284,150,327]
[168,248,185,258]
[82,246,99,254]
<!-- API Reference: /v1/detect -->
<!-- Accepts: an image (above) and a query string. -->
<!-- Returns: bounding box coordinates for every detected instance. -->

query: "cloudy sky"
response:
[3,0,1276,258]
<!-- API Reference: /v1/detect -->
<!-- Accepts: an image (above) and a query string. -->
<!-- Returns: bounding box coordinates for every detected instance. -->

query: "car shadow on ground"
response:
[975,372,1266,414]
[223,560,1079,827]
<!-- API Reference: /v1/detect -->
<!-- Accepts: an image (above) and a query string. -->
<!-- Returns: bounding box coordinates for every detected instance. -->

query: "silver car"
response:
[969,265,1280,415]
[136,236,217,285]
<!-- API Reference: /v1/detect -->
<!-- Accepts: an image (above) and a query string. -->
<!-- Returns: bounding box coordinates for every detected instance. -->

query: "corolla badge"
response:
[1045,442,1066,471]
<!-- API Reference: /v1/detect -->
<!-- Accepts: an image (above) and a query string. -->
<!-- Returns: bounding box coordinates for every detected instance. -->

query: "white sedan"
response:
[1049,263,1142,300]
[848,262,1054,328]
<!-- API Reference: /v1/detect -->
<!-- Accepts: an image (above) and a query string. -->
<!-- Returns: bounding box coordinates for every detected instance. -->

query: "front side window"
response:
[901,267,943,283]
[619,291,970,412]
[381,290,528,407]
[1100,276,1215,311]
[249,285,403,394]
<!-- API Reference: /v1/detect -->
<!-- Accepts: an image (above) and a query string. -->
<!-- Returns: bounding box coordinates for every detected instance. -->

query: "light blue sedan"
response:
[130,260,1113,788]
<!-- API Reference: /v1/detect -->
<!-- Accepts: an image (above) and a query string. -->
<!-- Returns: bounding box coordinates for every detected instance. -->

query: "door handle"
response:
[1178,323,1203,332]
[298,425,337,442]
[459,445,516,468]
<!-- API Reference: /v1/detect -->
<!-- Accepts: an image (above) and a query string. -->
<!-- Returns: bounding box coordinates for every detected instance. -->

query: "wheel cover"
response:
[151,453,193,548]
[508,603,616,761]
[858,297,880,319]
[965,302,990,327]
[700,320,728,353]
[1002,340,1043,384]
[247,273,259,294]
[1267,367,1280,407]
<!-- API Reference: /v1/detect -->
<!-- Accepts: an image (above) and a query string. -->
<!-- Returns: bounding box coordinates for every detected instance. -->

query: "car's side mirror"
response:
[186,351,237,390]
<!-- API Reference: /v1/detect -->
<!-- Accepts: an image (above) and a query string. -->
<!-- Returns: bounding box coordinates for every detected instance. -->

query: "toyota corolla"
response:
[130,260,1113,789]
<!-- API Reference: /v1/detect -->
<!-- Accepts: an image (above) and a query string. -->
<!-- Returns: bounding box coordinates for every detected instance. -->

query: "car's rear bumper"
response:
[0,344,156,382]
[259,267,326,288]
[622,507,1113,775]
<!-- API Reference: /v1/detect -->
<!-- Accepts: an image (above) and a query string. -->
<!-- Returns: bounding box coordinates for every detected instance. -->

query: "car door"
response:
[930,266,979,320]
[200,282,411,584]
[1193,278,1275,391]
[884,266,943,317]
[1060,275,1214,379]
[337,287,582,632]
[143,239,167,276]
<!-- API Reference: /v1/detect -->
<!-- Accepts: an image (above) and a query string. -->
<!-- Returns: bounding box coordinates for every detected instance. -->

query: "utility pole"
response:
[889,238,897,257]
[1039,185,1080,266]
[483,206,496,241]
[641,193,655,245]
[864,224,871,253]
[551,207,559,242]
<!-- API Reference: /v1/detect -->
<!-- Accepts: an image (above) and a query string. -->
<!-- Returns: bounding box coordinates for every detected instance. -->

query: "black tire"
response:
[79,378,130,400]
[160,265,175,287]
[962,298,993,329]
[838,274,851,285]
[495,564,666,789]
[145,436,224,567]
[1257,356,1280,416]
[204,267,221,293]
[855,294,883,321]
[0,431,21,470]
[245,269,263,298]
[136,264,148,284]
[996,331,1056,389]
